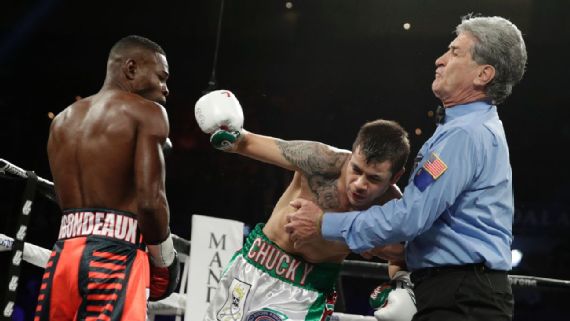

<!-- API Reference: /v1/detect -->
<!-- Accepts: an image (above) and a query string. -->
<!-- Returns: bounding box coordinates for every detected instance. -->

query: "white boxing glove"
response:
[195,90,244,150]
[369,271,417,321]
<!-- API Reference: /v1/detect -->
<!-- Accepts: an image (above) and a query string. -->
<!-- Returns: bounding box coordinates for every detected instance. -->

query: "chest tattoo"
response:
[307,175,340,209]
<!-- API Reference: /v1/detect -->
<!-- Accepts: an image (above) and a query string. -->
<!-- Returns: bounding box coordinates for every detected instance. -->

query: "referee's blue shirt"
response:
[322,101,513,271]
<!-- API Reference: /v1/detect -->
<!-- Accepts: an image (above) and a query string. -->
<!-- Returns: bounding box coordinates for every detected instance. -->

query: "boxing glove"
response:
[147,233,181,301]
[369,271,416,321]
[195,90,244,150]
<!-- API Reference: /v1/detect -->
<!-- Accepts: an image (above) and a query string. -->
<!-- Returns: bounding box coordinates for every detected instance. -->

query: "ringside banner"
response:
[185,214,244,321]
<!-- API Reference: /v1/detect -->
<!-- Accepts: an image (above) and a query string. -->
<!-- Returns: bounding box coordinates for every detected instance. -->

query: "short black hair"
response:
[109,35,165,57]
[352,119,410,175]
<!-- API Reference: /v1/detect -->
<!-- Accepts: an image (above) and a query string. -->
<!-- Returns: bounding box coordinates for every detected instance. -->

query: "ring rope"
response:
[1,158,568,291]
[1,171,38,320]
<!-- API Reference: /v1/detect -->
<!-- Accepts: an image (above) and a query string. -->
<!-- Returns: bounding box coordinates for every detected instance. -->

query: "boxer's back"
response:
[48,90,148,213]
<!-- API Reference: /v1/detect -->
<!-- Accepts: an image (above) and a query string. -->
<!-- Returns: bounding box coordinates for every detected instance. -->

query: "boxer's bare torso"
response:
[48,89,170,242]
[264,164,352,263]
[232,136,402,264]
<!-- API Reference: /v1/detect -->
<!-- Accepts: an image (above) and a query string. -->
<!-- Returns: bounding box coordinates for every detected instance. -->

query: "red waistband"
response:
[58,209,141,245]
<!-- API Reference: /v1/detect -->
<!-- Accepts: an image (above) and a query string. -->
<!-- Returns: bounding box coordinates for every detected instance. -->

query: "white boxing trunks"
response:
[204,224,340,321]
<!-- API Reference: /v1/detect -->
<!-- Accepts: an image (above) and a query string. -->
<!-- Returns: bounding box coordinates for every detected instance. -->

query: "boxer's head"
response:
[105,35,169,105]
[346,119,410,209]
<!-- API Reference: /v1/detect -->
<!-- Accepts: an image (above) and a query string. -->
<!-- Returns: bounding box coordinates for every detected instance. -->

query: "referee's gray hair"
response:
[457,14,527,105]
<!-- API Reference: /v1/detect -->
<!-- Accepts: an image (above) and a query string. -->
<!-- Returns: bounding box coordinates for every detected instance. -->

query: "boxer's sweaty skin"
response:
[48,50,170,244]
[38,43,172,321]
[232,132,399,263]
[263,142,349,263]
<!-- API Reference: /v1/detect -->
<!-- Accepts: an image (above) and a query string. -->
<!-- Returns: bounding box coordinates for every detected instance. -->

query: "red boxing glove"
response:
[147,233,181,301]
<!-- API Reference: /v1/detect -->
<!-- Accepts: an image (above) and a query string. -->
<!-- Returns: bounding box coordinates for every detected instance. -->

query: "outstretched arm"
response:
[233,131,350,177]
[194,90,350,177]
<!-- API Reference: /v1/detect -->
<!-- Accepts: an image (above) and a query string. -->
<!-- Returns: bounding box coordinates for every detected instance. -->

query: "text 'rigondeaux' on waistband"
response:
[58,210,139,244]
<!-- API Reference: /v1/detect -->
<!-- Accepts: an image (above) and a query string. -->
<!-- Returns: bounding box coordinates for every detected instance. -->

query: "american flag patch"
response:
[423,153,447,179]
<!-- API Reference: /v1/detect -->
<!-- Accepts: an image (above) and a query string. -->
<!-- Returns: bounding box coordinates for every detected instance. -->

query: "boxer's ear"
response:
[390,168,404,184]
[123,58,137,80]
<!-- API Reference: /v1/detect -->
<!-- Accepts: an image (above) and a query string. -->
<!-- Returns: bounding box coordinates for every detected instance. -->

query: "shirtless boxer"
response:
[195,90,412,321]
[36,35,179,321]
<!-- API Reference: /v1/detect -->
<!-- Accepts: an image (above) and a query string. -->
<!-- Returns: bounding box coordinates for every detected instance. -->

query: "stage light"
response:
[512,249,523,268]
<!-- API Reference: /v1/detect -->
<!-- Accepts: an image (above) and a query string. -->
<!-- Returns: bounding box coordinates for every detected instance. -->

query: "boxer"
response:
[36,35,179,321]
[195,90,415,321]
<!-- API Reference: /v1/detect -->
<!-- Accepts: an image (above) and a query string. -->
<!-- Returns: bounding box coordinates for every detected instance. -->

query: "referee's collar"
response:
[443,100,494,124]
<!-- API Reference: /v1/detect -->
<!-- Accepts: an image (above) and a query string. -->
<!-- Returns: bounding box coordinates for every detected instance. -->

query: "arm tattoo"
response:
[276,140,347,175]
[276,140,349,209]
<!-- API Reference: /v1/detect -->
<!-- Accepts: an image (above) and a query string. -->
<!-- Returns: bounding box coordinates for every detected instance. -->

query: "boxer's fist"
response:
[195,90,244,150]
[369,271,416,321]
[147,234,181,301]
[195,90,244,133]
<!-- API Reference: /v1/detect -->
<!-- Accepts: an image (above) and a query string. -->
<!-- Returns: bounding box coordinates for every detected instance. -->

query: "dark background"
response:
[1,0,569,320]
